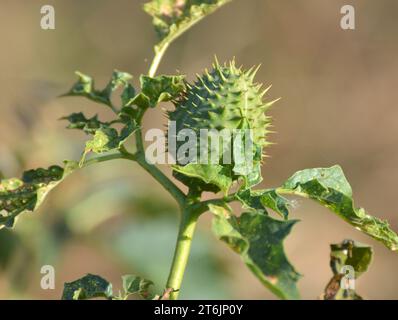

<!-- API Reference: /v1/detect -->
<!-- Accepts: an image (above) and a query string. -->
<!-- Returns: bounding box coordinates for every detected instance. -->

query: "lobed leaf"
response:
[144,0,232,45]
[61,112,111,135]
[125,74,186,109]
[62,274,113,300]
[80,122,137,165]
[64,71,185,117]
[64,70,133,110]
[276,165,398,252]
[61,112,137,166]
[210,205,300,299]
[0,161,78,229]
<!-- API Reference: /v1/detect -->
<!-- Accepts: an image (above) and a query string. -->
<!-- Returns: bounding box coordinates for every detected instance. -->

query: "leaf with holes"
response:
[276,165,398,251]
[64,70,133,111]
[211,205,300,299]
[62,274,113,300]
[61,112,111,135]
[0,161,78,229]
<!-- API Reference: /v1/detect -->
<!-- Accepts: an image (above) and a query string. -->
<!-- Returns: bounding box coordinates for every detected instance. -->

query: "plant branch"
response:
[135,152,186,208]
[165,206,199,300]
[148,42,170,77]
[148,0,232,77]
[134,120,186,207]
[81,152,131,168]
[137,44,187,208]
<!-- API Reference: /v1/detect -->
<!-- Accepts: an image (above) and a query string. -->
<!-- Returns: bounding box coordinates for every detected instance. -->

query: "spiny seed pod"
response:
[168,59,277,190]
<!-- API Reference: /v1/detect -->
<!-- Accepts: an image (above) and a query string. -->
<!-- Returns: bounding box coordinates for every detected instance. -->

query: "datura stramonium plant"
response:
[0,0,397,301]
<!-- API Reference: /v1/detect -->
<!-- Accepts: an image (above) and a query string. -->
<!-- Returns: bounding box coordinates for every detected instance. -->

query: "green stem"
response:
[148,42,169,77]
[166,206,199,300]
[135,152,186,208]
[133,115,185,207]
[81,152,130,168]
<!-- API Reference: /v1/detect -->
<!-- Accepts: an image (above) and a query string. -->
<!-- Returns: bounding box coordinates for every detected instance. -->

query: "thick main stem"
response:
[145,37,201,300]
[166,207,199,300]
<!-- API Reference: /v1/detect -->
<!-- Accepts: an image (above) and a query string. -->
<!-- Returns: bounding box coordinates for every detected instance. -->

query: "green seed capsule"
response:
[168,59,276,191]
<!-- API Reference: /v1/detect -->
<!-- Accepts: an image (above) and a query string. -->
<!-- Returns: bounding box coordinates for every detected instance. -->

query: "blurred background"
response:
[0,0,397,299]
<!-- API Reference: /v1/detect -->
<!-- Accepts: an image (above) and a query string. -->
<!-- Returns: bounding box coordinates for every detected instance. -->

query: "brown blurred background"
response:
[0,0,397,299]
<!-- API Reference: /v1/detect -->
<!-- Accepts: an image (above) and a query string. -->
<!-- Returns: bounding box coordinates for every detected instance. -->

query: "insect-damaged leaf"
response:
[64,70,133,110]
[61,274,155,300]
[322,240,373,300]
[62,274,113,300]
[210,205,300,299]
[125,75,186,109]
[142,75,186,106]
[0,161,78,229]
[61,112,111,135]
[144,0,232,44]
[61,112,137,166]
[236,189,290,219]
[80,122,137,166]
[277,165,398,252]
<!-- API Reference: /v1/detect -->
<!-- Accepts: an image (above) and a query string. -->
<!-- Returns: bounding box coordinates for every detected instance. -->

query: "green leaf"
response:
[121,84,137,107]
[257,190,290,219]
[0,161,78,229]
[144,0,232,45]
[122,275,154,299]
[235,189,266,213]
[282,165,353,197]
[142,75,186,106]
[236,189,290,219]
[61,110,137,167]
[61,112,111,135]
[62,274,113,300]
[211,205,300,299]
[64,70,133,110]
[103,70,133,99]
[172,163,233,194]
[80,122,137,166]
[277,165,398,252]
[323,240,372,300]
[127,75,186,109]
[242,162,263,189]
[85,128,120,154]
